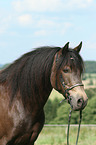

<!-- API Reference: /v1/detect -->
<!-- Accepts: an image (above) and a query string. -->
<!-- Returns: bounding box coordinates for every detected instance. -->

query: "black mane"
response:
[0,47,60,108]
[0,46,84,108]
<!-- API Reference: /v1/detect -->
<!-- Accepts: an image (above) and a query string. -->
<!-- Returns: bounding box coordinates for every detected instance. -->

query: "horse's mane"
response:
[0,47,60,108]
[0,46,84,108]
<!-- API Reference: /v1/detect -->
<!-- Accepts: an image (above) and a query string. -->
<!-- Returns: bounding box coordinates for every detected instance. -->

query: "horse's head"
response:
[51,42,88,111]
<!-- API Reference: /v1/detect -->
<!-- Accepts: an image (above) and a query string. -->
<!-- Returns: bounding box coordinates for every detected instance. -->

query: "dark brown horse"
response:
[0,42,88,145]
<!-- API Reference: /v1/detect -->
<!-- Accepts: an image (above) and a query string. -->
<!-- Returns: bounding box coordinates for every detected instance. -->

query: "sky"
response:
[0,0,96,64]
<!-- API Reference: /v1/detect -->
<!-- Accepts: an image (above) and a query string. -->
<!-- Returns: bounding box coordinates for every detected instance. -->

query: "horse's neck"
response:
[38,78,52,107]
[42,86,52,106]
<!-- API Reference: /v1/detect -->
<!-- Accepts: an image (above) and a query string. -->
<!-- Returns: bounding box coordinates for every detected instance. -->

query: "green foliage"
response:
[82,96,96,124]
[50,103,70,124]
[85,88,96,99]
[82,74,87,80]
[44,98,60,124]
[44,99,53,123]
[88,79,93,85]
[84,61,96,73]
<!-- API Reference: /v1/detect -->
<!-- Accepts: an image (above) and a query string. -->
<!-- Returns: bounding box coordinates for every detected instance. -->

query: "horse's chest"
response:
[9,99,34,136]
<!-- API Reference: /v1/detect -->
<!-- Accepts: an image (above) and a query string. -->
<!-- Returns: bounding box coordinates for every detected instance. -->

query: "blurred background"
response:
[0,0,96,144]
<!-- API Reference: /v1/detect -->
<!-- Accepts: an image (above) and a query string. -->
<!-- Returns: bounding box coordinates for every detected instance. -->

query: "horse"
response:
[0,42,88,145]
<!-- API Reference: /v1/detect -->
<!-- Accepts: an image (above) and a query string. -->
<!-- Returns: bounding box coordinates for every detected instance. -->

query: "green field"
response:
[35,126,96,145]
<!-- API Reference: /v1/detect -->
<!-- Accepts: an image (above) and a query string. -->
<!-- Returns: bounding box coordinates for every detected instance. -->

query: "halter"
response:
[55,52,83,145]
[60,74,84,108]
[55,52,84,107]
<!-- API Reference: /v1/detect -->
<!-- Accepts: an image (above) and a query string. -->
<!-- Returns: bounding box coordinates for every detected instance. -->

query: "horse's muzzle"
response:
[70,96,88,111]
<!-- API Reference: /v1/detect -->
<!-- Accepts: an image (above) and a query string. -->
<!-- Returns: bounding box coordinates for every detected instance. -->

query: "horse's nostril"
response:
[77,98,83,107]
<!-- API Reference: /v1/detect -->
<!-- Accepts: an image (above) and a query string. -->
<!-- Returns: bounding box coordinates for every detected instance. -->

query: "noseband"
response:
[60,74,84,108]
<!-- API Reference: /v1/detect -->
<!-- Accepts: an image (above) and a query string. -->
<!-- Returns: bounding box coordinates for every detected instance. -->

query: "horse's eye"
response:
[63,69,69,73]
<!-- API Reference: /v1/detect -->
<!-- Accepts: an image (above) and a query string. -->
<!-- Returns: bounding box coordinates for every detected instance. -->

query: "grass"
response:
[35,126,96,145]
[49,89,63,100]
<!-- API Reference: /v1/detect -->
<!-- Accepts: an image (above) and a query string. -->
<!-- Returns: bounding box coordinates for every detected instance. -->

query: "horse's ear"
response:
[74,41,82,53]
[59,42,69,54]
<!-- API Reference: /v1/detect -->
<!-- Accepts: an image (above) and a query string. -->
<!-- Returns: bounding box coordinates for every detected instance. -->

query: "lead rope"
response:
[67,110,72,145]
[76,110,82,145]
[67,110,82,145]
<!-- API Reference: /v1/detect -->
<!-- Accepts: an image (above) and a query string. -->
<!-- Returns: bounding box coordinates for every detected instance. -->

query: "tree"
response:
[44,99,53,124]
[82,96,96,124]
